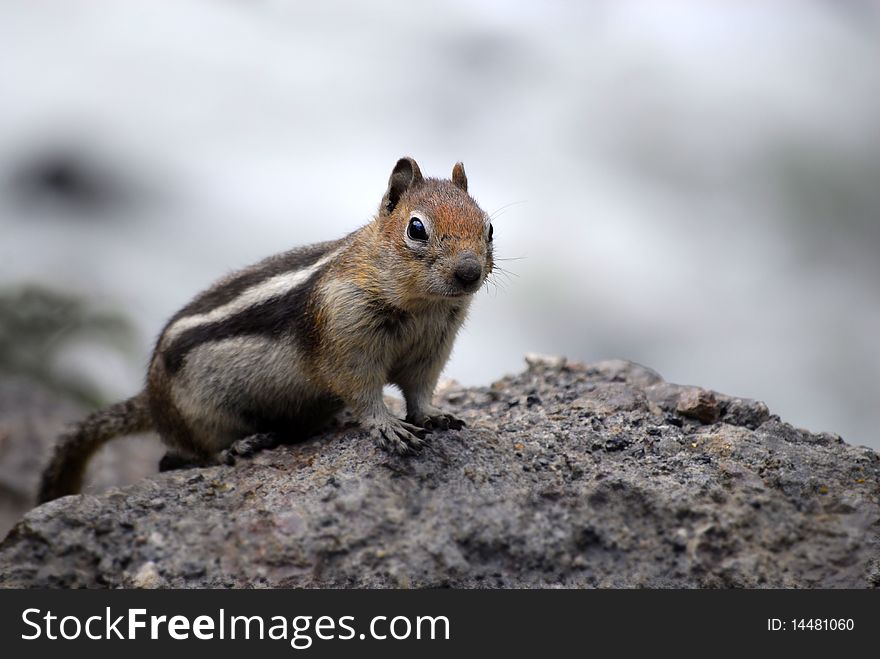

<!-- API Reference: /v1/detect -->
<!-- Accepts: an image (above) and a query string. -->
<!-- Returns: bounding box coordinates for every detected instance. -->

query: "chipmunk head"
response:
[379,157,493,303]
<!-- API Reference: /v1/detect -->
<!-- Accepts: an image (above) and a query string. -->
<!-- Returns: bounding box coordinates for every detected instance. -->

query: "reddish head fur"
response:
[353,158,494,309]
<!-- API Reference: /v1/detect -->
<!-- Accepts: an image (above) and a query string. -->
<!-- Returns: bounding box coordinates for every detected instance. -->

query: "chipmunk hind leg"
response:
[157,432,279,471]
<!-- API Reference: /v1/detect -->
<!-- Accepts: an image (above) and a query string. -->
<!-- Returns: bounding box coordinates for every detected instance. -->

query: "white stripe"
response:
[164,247,343,341]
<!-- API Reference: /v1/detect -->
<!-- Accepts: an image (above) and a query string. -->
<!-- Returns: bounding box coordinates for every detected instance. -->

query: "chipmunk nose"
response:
[454,252,483,286]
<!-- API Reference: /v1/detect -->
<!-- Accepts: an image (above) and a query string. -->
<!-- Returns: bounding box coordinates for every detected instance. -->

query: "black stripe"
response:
[165,238,345,327]
[163,264,327,374]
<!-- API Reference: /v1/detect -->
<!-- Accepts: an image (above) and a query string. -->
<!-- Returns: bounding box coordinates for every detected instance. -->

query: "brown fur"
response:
[38,157,493,501]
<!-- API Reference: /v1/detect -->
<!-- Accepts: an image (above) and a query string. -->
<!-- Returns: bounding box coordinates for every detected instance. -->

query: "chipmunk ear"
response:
[451,162,467,192]
[382,157,424,213]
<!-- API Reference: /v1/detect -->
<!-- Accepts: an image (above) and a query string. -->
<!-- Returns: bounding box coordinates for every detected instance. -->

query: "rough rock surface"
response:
[1,357,878,588]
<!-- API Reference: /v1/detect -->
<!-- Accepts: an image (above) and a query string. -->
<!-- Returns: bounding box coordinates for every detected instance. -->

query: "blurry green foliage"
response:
[0,285,135,407]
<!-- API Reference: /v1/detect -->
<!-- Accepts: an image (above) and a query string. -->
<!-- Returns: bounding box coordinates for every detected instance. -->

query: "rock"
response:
[525,353,568,370]
[1,357,878,588]
[676,388,720,424]
[721,397,770,430]
[647,382,770,430]
[129,561,161,589]
[571,382,647,416]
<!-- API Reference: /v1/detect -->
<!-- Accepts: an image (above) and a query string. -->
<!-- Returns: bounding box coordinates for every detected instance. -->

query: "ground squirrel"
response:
[38,157,493,502]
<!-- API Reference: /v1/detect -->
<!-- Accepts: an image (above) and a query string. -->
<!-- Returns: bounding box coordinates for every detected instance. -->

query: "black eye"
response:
[407,217,428,241]
[488,223,494,242]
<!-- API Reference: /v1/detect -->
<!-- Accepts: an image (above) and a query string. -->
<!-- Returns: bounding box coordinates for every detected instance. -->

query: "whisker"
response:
[486,270,511,289]
[482,273,507,295]
[491,265,519,279]
[489,200,528,220]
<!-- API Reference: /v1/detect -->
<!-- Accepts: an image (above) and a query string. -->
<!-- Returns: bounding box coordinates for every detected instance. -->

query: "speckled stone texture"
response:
[1,357,878,588]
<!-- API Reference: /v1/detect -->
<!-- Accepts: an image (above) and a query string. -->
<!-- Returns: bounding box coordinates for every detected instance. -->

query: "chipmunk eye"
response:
[407,217,428,241]
[488,223,494,242]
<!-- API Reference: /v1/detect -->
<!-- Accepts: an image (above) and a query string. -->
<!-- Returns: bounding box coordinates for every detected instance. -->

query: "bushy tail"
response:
[38,391,153,503]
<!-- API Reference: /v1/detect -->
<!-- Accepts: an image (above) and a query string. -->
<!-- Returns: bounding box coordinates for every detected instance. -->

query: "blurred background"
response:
[1,0,879,525]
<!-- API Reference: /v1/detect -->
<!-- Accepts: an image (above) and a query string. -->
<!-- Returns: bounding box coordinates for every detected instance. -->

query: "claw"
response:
[407,410,466,432]
[400,420,430,437]
[367,417,428,455]
[219,432,280,465]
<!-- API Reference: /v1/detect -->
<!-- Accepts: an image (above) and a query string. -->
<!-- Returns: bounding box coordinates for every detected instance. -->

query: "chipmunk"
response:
[38,157,493,503]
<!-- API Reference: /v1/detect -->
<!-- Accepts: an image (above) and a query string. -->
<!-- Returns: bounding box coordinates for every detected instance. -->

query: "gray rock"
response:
[1,358,878,588]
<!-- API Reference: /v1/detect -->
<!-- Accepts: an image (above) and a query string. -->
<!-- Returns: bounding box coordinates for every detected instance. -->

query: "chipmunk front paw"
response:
[406,406,466,431]
[367,416,429,454]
